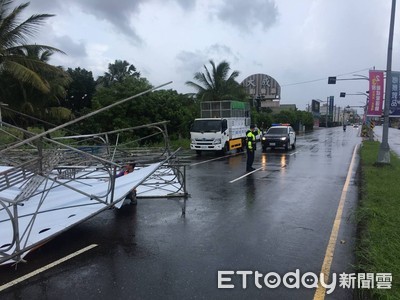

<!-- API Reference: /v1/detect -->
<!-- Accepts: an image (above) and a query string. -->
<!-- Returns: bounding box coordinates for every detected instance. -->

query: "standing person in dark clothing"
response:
[246,125,256,172]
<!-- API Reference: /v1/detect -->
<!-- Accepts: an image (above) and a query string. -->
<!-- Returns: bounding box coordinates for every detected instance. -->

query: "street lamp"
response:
[328,74,370,84]
[352,74,370,80]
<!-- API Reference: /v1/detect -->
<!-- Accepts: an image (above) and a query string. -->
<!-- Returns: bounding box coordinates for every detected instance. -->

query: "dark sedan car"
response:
[261,125,296,152]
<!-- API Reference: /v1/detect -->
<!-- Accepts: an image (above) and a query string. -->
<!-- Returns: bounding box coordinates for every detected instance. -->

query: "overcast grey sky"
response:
[14,0,398,110]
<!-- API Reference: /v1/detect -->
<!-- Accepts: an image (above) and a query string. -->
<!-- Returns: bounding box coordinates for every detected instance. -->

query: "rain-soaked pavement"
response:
[0,126,363,299]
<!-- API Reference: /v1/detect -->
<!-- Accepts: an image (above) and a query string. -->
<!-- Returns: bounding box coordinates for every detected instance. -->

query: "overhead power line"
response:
[281,67,372,87]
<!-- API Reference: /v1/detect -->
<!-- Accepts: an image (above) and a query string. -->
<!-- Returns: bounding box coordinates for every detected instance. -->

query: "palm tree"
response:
[0,0,72,129]
[97,60,141,87]
[186,60,246,101]
[0,0,67,94]
[14,44,72,124]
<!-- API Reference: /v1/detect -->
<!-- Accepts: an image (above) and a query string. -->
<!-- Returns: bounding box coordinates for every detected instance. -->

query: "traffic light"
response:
[328,77,337,84]
[340,92,346,97]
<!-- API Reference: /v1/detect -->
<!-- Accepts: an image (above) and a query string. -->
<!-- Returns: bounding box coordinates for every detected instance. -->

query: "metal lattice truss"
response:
[0,84,189,265]
[0,124,187,265]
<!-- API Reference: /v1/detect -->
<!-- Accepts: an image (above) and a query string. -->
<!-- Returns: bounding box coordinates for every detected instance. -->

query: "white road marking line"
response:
[0,244,98,292]
[229,167,263,183]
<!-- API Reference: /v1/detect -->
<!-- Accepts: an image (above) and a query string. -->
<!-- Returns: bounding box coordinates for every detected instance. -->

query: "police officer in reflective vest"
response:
[246,124,256,172]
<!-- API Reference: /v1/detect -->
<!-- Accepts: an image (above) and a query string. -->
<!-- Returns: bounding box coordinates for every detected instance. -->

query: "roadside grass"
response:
[0,127,23,145]
[155,138,190,150]
[169,138,190,150]
[357,141,400,299]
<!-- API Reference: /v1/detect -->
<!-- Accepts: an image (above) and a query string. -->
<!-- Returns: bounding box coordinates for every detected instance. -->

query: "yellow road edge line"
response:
[313,144,359,300]
[0,244,98,292]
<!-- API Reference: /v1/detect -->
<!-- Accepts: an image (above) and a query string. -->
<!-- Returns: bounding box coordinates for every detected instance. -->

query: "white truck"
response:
[190,100,251,154]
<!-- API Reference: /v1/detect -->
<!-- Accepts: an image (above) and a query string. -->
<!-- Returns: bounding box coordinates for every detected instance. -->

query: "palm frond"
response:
[186,59,242,102]
[185,80,206,93]
[2,59,50,92]
[0,1,53,48]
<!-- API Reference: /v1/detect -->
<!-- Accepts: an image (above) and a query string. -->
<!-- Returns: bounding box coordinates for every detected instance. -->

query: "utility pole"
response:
[326,97,328,127]
[377,0,396,164]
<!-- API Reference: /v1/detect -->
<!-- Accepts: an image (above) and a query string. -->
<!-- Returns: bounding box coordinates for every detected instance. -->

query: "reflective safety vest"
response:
[246,130,256,150]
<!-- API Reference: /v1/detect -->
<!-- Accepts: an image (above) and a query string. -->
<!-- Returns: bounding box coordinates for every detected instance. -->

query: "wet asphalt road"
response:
[0,126,362,300]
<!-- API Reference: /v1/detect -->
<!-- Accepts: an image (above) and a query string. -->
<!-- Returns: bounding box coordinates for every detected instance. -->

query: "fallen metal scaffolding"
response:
[0,83,189,265]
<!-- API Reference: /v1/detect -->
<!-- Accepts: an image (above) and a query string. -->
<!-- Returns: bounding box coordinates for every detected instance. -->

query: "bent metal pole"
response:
[0,81,172,154]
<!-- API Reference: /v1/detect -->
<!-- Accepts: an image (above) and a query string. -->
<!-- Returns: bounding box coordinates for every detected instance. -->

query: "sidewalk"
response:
[372,125,400,157]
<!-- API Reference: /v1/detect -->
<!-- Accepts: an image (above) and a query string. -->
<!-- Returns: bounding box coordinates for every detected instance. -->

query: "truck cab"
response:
[190,101,250,155]
[190,118,228,153]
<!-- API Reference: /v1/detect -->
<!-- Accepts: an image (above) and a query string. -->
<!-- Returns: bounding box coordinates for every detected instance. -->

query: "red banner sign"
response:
[367,71,384,116]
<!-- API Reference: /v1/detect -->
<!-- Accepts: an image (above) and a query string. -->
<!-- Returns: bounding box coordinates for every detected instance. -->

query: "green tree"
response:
[296,110,314,130]
[63,67,96,113]
[78,74,199,143]
[80,75,153,135]
[0,0,72,130]
[185,59,246,101]
[2,44,71,127]
[0,0,67,94]
[252,110,273,131]
[97,60,141,87]
[148,89,199,139]
[273,110,297,126]
[270,109,314,131]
